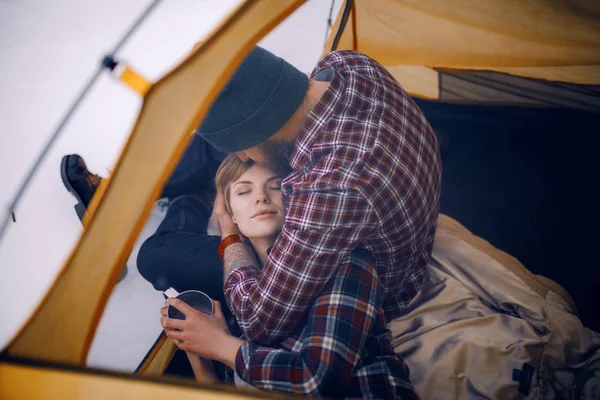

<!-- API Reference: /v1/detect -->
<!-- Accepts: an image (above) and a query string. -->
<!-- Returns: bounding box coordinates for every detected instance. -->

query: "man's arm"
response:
[222,242,258,281]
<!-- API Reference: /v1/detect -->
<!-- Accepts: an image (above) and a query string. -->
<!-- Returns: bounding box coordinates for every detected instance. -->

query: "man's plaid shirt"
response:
[225,51,441,344]
[234,250,419,399]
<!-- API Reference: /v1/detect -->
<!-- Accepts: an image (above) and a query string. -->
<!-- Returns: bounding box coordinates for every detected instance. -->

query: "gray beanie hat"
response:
[197,47,309,154]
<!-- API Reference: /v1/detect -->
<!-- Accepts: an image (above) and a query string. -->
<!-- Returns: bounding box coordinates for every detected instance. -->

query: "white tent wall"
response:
[0,0,342,371]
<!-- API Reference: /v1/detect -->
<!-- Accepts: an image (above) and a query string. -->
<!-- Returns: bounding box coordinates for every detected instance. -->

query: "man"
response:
[200,46,441,345]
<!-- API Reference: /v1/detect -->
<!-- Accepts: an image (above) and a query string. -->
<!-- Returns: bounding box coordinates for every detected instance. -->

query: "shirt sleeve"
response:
[224,168,379,344]
[233,257,381,397]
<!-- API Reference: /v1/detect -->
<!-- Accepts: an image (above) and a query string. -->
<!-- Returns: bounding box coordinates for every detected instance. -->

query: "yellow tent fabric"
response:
[326,0,600,98]
[0,363,287,400]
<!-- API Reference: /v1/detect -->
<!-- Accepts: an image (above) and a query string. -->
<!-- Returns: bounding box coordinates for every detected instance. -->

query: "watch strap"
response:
[218,234,246,260]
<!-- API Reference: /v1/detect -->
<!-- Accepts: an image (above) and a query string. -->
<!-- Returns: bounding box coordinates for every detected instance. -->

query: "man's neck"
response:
[306,79,331,109]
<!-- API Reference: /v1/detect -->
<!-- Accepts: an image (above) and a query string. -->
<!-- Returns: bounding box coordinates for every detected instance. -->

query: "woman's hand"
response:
[161,298,243,368]
[214,192,240,238]
[185,351,219,384]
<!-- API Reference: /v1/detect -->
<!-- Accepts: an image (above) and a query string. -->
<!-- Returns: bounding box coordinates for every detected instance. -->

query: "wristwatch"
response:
[218,234,247,260]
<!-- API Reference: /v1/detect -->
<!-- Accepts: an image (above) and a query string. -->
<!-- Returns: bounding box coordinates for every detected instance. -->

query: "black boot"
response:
[60,154,101,220]
[60,154,127,281]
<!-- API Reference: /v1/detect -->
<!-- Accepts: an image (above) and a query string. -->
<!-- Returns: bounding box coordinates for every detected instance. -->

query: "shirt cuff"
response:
[234,341,256,384]
[224,264,261,290]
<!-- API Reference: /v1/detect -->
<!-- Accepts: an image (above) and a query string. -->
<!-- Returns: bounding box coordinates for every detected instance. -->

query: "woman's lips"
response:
[252,210,278,218]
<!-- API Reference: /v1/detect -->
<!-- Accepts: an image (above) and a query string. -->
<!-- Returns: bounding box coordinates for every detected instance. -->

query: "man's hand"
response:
[160,298,243,368]
[214,192,240,238]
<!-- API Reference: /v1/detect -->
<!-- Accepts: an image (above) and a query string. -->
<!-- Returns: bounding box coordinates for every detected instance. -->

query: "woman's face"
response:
[228,164,284,240]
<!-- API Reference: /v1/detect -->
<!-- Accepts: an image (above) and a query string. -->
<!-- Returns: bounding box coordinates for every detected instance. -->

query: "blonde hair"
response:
[216,155,256,211]
[207,154,256,236]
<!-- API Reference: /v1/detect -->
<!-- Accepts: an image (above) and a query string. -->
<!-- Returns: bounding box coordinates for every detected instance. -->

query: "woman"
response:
[161,155,418,399]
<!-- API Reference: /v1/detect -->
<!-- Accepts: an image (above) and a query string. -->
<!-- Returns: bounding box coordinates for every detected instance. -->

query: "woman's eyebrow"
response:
[234,177,280,187]
[233,180,253,187]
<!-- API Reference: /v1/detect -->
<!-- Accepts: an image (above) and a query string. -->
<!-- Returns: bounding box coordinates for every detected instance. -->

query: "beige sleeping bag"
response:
[389,214,600,399]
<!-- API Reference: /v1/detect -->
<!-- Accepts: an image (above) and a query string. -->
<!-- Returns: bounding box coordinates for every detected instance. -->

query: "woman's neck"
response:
[248,236,276,265]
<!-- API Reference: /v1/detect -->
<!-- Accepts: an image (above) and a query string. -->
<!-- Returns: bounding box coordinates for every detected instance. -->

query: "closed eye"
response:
[268,178,282,191]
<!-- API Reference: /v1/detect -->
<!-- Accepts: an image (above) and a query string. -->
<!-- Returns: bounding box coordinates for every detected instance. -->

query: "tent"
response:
[1,0,599,398]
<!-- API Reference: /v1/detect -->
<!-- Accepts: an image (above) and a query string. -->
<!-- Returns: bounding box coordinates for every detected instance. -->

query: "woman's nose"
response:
[256,195,270,204]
